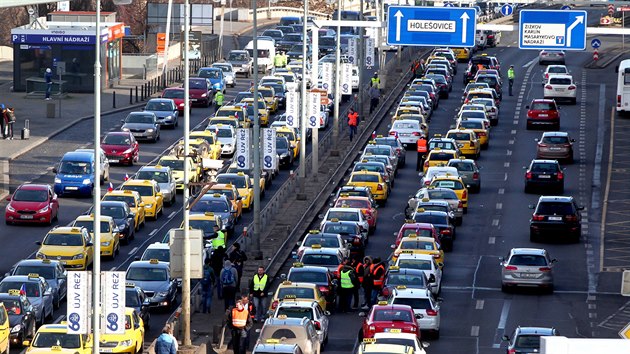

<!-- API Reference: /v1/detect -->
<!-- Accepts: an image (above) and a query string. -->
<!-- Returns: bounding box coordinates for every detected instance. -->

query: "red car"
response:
[334,196,378,232]
[394,222,439,247]
[101,131,139,166]
[526,99,560,130]
[5,183,59,225]
[187,78,212,107]
[360,303,420,339]
[161,87,189,113]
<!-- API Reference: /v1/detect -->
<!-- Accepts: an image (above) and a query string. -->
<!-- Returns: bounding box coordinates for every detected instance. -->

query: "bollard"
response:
[135,86,138,103]
[141,84,145,100]
[129,88,133,105]
[112,91,116,108]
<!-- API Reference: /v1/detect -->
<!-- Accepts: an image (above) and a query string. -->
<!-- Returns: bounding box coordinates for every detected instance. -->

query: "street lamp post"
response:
[332,0,342,148]
[252,0,262,256]
[299,0,308,188]
[182,0,192,346]
[92,2,102,353]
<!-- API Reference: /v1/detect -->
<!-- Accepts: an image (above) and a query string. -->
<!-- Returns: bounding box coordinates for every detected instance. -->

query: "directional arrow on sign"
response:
[566,15,584,48]
[395,10,403,42]
[460,12,470,43]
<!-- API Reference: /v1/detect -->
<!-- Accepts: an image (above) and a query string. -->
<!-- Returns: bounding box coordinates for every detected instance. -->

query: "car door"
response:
[56,264,67,300]
[40,279,53,316]
[82,230,94,265]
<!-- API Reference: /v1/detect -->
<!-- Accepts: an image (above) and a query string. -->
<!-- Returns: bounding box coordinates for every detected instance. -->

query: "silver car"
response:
[227,50,253,77]
[256,317,322,354]
[136,165,177,206]
[406,187,463,225]
[143,98,179,128]
[121,112,160,142]
[212,62,236,87]
[538,50,565,65]
[447,158,481,193]
[500,248,556,293]
[273,300,330,347]
[0,275,54,326]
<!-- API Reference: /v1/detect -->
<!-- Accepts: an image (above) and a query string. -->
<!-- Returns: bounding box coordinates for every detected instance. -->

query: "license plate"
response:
[556,88,565,92]
[65,187,78,190]
[548,216,563,221]
[400,133,410,137]
[538,175,551,179]
[20,215,34,219]
[538,114,548,117]
[549,147,561,151]
[385,328,401,333]
[520,273,538,278]
[101,349,113,353]
[190,98,197,102]
[108,159,119,163]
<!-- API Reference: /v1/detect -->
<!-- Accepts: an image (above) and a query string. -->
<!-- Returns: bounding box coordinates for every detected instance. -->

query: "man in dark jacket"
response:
[220,260,239,310]
[224,299,253,354]
[229,242,248,290]
[211,245,227,299]
[155,325,177,354]
[362,256,373,309]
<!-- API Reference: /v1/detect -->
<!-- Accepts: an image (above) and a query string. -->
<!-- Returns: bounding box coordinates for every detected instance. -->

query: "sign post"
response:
[235,128,251,169]
[262,128,276,172]
[341,63,352,96]
[519,10,587,51]
[322,62,333,92]
[67,271,90,334]
[286,91,299,128]
[500,4,513,17]
[102,272,125,335]
[308,92,320,180]
[593,50,599,61]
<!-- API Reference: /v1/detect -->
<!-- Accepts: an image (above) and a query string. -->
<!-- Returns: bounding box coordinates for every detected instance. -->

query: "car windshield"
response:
[536,202,574,215]
[14,265,55,279]
[103,134,131,145]
[73,221,111,233]
[158,159,184,170]
[387,273,425,287]
[189,80,207,89]
[531,102,554,110]
[428,142,455,150]
[301,254,339,266]
[277,287,314,299]
[400,240,436,250]
[429,152,456,160]
[427,190,457,200]
[450,161,474,171]
[542,136,569,144]
[199,70,220,79]
[327,211,359,221]
[190,199,230,213]
[13,189,48,202]
[351,174,379,183]
[229,52,247,61]
[284,34,302,42]
[304,236,340,248]
[32,332,81,348]
[515,335,542,349]
[288,271,328,284]
[213,65,230,72]
[137,171,169,183]
[0,282,39,297]
[276,138,289,149]
[509,255,548,266]
[393,297,432,310]
[190,219,218,232]
[216,129,233,138]
[413,214,447,225]
[59,161,91,175]
[122,185,153,197]
[448,132,472,141]
[101,205,126,219]
[126,114,154,124]
[1,300,22,315]
[103,195,136,207]
[373,309,412,322]
[145,101,172,111]
[217,176,246,188]
[323,223,357,234]
[276,307,314,320]
[162,90,184,99]
[393,122,419,130]
[432,180,463,190]
[43,233,84,246]
[141,249,170,262]
[127,267,168,281]
[531,163,559,173]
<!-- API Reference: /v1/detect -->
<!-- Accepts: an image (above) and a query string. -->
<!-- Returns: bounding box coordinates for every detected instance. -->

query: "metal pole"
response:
[267,0,271,19]
[252,0,262,254]
[311,27,319,180]
[359,0,365,122]
[182,0,192,346]
[230,0,233,32]
[163,0,173,80]
[379,0,385,72]
[299,2,308,183]
[92,1,102,353]
[219,0,226,59]
[333,0,341,148]
[396,0,401,68]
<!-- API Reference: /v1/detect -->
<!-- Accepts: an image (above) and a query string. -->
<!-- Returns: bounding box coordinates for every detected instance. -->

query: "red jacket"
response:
[348,112,358,126]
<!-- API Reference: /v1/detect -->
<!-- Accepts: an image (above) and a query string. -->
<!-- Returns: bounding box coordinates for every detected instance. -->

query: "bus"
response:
[616,59,630,115]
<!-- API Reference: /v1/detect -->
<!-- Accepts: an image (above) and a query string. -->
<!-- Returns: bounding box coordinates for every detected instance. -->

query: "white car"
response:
[260,75,286,86]
[394,253,442,295]
[297,231,349,259]
[320,207,369,234]
[389,287,441,338]
[469,98,499,126]
[420,166,459,186]
[542,65,570,84]
[543,74,577,104]
[389,119,424,147]
[212,62,236,87]
[207,124,236,156]
[273,300,330,345]
[373,333,429,354]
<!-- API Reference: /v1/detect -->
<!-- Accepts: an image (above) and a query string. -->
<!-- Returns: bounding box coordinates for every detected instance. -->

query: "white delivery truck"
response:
[616,59,630,115]
[245,39,275,73]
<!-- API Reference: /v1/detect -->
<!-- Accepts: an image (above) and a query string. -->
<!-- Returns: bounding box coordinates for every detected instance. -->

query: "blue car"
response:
[53,150,97,197]
[197,67,226,94]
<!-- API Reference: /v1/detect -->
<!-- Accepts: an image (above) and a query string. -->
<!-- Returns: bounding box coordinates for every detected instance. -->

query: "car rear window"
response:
[431,180,464,190]
[448,132,472,141]
[301,254,339,266]
[351,174,379,183]
[542,136,569,144]
[459,121,484,129]
[549,78,572,85]
[397,259,432,270]
[277,287,315,299]
[393,122,419,130]
[373,310,412,322]
[429,152,456,161]
[393,297,432,310]
[400,240,435,250]
[531,163,559,172]
[386,273,426,287]
[402,228,434,238]
[429,142,456,150]
[536,202,574,215]
[288,271,328,284]
[276,307,314,320]
[515,335,542,349]
[531,103,554,110]
[304,236,340,248]
[427,190,457,200]
[413,214,447,225]
[509,255,548,266]
[548,67,566,73]
[449,161,474,171]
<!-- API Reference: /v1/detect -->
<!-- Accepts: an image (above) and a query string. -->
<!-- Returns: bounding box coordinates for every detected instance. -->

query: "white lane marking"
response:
[492,300,512,348]
[498,188,504,195]
[504,162,510,168]
[488,237,496,244]
[128,247,139,255]
[496,203,503,210]
[504,173,508,181]
[506,150,512,156]
[149,229,158,236]
[168,211,177,219]
[476,300,485,310]
[471,326,480,337]
[492,219,499,226]
[522,57,537,68]
[508,139,515,145]
[511,130,517,135]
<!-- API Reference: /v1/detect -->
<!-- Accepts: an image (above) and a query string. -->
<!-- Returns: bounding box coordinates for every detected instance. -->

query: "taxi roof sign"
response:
[363,338,376,343]
[28,273,40,278]
[149,259,160,264]
[378,301,389,305]
[283,294,297,299]
[292,262,304,268]
[311,244,322,249]
[7,289,20,296]
[396,285,407,289]
[282,281,292,285]
[308,230,320,234]
[126,282,136,288]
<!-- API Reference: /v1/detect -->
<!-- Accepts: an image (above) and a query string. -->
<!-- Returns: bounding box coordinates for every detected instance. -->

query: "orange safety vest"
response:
[348,112,358,126]
[370,263,385,287]
[417,138,427,153]
[355,262,364,283]
[231,307,249,328]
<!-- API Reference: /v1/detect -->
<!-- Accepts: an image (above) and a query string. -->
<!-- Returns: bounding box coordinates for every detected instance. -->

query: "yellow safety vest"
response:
[340,270,353,289]
[211,230,225,249]
[253,274,268,291]
[371,77,380,88]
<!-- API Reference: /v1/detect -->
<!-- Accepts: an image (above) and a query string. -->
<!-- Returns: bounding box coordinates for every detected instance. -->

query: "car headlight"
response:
[122,148,134,154]
[201,93,207,97]
[179,102,185,107]
[222,217,229,225]
[11,324,21,333]
[224,144,233,149]
[73,254,84,260]
[101,241,111,246]
[6,204,15,212]
[54,177,61,184]
[37,205,50,214]
[281,152,289,158]
[122,127,130,132]
[36,252,46,259]
[82,178,91,185]
[144,204,153,209]
[175,178,183,183]
[119,340,133,347]
[157,291,169,297]
[214,83,221,88]
[165,115,172,121]
[147,128,155,133]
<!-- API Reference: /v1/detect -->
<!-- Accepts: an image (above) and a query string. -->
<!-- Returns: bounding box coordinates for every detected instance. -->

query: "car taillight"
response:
[440,229,451,235]
[545,85,553,90]
[491,107,496,112]
[412,132,421,136]
[377,184,384,191]
[505,265,518,270]
[426,309,438,316]
[473,172,479,180]
[271,300,279,309]
[462,190,467,200]
[565,215,578,222]
[424,161,429,167]
[424,180,430,186]
[508,349,516,354]
[318,286,328,294]
[545,73,549,79]
[389,131,397,136]
[618,95,622,107]
[558,52,565,56]
[333,271,339,278]
[477,132,486,137]
[369,325,376,332]
[353,237,362,245]
[532,214,545,221]
[526,172,532,179]
[488,35,494,39]
[313,321,321,330]
[539,267,552,272]
[557,171,564,180]
[458,201,463,208]
[538,143,548,148]
[382,287,390,297]
[568,85,576,90]
[433,254,440,259]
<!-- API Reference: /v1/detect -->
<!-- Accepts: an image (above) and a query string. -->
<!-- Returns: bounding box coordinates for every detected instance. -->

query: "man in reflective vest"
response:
[212,225,226,250]
[507,65,515,96]
[224,299,252,354]
[273,52,284,68]
[416,135,428,172]
[339,263,357,313]
[248,265,270,322]
[351,258,364,309]
[370,72,380,90]
[369,257,385,305]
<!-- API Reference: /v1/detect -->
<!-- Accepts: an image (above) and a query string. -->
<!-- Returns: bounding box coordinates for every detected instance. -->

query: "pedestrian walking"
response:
[0,105,7,139]
[347,108,358,142]
[361,256,373,308]
[166,324,178,351]
[211,245,227,299]
[369,86,380,114]
[4,107,15,140]
[220,259,239,310]
[239,294,255,349]
[223,299,252,354]
[201,258,216,313]
[369,257,386,306]
[507,65,515,96]
[416,135,428,171]
[44,68,53,100]
[229,242,248,290]
[249,265,270,322]
[370,72,380,90]
[155,325,177,354]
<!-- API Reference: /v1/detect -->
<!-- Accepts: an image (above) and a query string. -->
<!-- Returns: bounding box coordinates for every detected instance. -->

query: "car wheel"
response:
[501,284,509,292]
[529,231,538,243]
[434,329,440,340]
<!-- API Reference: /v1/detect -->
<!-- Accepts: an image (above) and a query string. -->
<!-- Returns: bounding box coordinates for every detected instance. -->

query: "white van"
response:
[617,59,630,115]
[245,39,275,73]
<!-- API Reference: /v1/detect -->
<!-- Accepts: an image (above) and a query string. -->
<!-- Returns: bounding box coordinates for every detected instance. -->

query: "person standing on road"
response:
[338,261,358,313]
[370,72,380,90]
[220,259,239,310]
[44,68,53,100]
[211,245,227,300]
[507,65,515,96]
[229,242,248,290]
[361,256,373,309]
[416,135,428,171]
[223,299,252,354]
[347,108,358,142]
[281,51,288,67]
[350,258,364,309]
[369,86,380,114]
[201,258,216,313]
[213,90,224,109]
[212,225,226,250]
[249,265,270,322]
[369,257,386,306]
[155,325,177,354]
[273,52,284,68]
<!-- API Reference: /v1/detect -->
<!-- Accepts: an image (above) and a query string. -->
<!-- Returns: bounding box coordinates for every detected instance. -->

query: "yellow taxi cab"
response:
[190,131,222,160]
[71,215,120,259]
[276,127,300,159]
[209,183,243,219]
[392,235,444,267]
[429,175,469,213]
[183,213,222,239]
[393,106,424,121]
[452,47,472,62]
[241,97,270,126]
[268,281,327,315]
[215,172,254,210]
[98,308,144,354]
[102,189,146,230]
[214,105,247,123]
[36,227,94,270]
[422,148,461,174]
[445,128,480,159]
[455,118,490,149]
[208,115,240,129]
[157,155,201,191]
[0,303,8,354]
[121,179,164,220]
[253,86,278,113]
[24,323,92,354]
[358,339,414,354]
[347,171,388,203]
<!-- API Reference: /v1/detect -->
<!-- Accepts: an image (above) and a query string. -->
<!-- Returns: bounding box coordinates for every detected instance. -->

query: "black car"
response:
[381,268,430,299]
[262,29,284,43]
[483,30,500,47]
[277,33,303,53]
[524,159,564,193]
[502,327,559,354]
[320,220,366,260]
[287,265,337,309]
[529,196,583,243]
[275,25,296,35]
[374,136,406,167]
[464,55,500,84]
[287,44,312,62]
[265,82,287,109]
[333,186,375,204]
[276,137,294,168]
[125,284,151,330]
[475,74,502,99]
[319,36,337,56]
[412,210,456,251]
[0,292,36,347]
[89,201,135,243]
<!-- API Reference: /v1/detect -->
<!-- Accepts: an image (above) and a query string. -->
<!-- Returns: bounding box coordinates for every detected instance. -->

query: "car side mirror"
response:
[616,65,619,74]
[22,340,30,347]
[428,274,436,283]
[324,311,331,316]
[421,342,430,348]
[534,138,539,142]
[390,244,396,249]
[415,313,424,319]
[121,119,125,124]
[35,241,42,246]
[280,274,287,280]
[86,242,94,247]
[502,335,510,341]
[577,206,585,211]
[5,196,10,201]
[134,256,141,261]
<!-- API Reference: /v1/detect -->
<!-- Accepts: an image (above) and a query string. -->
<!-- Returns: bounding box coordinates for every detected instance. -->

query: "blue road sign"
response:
[519,10,587,50]
[387,6,477,47]
[591,38,601,48]
[444,3,454,7]
[561,5,571,10]
[501,4,513,16]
